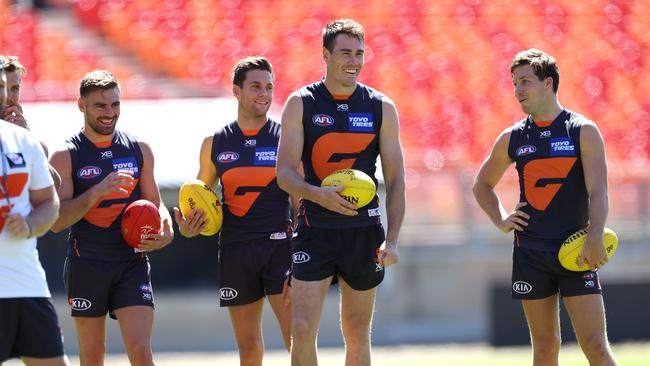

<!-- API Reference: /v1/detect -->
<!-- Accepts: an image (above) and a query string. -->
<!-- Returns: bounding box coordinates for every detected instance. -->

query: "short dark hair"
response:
[79,70,120,97]
[322,19,365,53]
[510,48,560,93]
[232,56,273,87]
[0,55,27,76]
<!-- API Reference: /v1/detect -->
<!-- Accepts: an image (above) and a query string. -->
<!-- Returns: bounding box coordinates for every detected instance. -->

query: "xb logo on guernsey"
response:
[312,114,335,127]
[218,151,240,163]
[78,166,101,179]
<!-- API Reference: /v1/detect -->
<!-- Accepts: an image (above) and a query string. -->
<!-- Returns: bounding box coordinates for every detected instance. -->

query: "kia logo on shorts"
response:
[292,251,310,264]
[220,287,238,300]
[512,281,532,294]
[312,114,335,127]
[70,298,92,311]
[77,166,102,179]
[217,151,240,163]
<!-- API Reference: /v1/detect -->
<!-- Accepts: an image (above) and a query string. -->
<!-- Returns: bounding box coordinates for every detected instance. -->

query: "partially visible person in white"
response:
[0,61,69,366]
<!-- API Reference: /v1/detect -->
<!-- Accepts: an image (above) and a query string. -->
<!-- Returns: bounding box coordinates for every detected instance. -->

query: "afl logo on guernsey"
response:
[77,166,102,179]
[312,114,335,127]
[516,145,536,157]
[217,151,240,163]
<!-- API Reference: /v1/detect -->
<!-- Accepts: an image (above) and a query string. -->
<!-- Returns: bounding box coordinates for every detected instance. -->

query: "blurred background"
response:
[2,0,649,355]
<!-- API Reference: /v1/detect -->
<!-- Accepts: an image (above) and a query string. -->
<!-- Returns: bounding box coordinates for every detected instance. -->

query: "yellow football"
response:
[178,179,223,236]
[558,227,618,271]
[321,169,376,208]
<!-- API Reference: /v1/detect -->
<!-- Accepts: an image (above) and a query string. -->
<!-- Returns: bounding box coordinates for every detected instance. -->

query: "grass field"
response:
[7,342,648,365]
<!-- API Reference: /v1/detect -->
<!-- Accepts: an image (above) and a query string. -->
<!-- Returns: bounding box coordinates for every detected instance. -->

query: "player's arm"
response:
[137,141,174,251]
[472,128,529,233]
[377,97,405,267]
[276,92,357,216]
[579,122,609,270]
[49,148,134,233]
[174,135,215,238]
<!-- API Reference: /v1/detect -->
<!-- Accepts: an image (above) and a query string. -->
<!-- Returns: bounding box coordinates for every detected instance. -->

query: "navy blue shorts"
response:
[218,236,291,307]
[64,255,154,317]
[291,224,385,291]
[512,245,602,300]
[0,297,65,361]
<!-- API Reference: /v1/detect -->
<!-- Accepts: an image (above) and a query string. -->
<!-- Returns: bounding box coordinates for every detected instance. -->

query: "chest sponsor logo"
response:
[540,130,552,138]
[101,150,113,159]
[220,287,238,300]
[244,139,256,147]
[293,251,310,264]
[254,147,278,166]
[70,298,92,311]
[348,112,374,132]
[218,151,240,163]
[516,145,536,157]
[78,166,102,179]
[550,137,576,156]
[5,153,25,168]
[112,157,139,176]
[312,114,335,127]
[512,281,532,294]
[337,103,348,111]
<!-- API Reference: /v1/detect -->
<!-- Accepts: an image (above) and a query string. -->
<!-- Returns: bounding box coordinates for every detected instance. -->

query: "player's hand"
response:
[578,231,608,271]
[4,214,31,238]
[92,171,135,198]
[138,217,174,251]
[497,202,529,233]
[3,105,28,129]
[173,207,207,238]
[315,185,358,216]
[378,241,399,267]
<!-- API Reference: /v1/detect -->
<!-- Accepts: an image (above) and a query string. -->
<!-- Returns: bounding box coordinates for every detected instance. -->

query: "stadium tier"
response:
[0,0,649,165]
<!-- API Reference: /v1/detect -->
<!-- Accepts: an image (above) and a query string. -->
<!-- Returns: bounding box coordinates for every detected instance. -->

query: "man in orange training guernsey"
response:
[175,56,292,366]
[0,55,70,366]
[49,70,174,366]
[473,49,618,366]
[276,19,406,366]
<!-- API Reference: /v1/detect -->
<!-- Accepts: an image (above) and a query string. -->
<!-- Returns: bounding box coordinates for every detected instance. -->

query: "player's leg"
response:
[74,316,107,366]
[228,299,265,366]
[339,279,376,366]
[564,295,617,365]
[290,277,332,366]
[522,295,561,366]
[267,293,291,351]
[21,356,70,366]
[264,238,292,351]
[113,306,154,366]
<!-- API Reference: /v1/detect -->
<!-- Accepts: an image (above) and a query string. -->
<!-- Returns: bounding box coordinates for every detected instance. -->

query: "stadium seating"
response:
[1,0,648,166]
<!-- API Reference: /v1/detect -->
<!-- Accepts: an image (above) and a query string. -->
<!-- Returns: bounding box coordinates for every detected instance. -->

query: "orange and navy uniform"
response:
[211,119,290,244]
[67,130,143,260]
[508,109,589,250]
[299,81,383,229]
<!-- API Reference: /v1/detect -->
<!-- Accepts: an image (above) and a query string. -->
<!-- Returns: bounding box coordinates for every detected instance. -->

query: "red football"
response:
[121,199,161,248]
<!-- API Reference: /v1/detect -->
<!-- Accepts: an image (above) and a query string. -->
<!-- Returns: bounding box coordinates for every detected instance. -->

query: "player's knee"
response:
[124,338,152,358]
[291,315,318,341]
[531,332,561,356]
[579,333,611,360]
[237,337,264,362]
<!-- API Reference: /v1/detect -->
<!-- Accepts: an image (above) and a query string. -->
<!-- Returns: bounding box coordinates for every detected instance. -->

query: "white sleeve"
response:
[27,136,54,190]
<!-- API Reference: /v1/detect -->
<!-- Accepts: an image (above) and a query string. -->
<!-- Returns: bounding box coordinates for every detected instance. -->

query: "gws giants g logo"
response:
[292,251,310,263]
[312,114,335,127]
[217,151,240,163]
[70,298,92,311]
[220,287,238,300]
[77,166,102,179]
[512,281,532,294]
